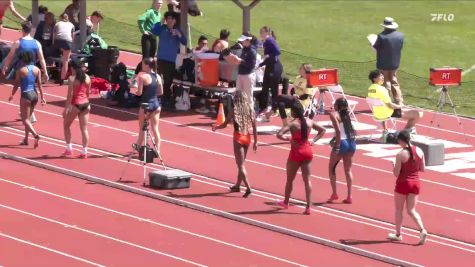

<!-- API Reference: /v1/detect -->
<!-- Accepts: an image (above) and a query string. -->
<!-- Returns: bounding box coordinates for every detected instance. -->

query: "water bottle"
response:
[319,100,325,114]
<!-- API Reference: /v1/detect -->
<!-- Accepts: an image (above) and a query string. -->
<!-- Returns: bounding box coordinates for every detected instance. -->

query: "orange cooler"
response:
[195,53,220,86]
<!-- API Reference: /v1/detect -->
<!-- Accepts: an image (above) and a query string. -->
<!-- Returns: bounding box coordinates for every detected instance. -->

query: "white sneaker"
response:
[388,233,402,241]
[256,114,270,123]
[419,229,428,245]
[195,107,210,114]
[30,113,37,124]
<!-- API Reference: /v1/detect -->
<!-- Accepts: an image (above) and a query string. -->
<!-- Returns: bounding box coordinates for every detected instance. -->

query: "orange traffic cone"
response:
[216,103,226,126]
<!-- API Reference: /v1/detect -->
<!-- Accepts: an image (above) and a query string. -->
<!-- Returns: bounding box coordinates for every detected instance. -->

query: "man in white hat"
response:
[373,17,404,105]
[225,33,257,104]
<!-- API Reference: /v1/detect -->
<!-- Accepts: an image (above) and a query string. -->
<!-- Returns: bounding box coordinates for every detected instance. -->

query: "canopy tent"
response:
[30,0,88,46]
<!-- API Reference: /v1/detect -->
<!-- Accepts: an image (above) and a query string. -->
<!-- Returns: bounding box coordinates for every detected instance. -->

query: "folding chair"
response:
[366,97,397,141]
[326,85,359,122]
[314,85,359,122]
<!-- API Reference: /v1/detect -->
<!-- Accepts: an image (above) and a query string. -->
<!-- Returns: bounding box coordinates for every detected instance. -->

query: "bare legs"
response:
[282,160,312,214]
[135,108,161,150]
[391,192,427,244]
[232,141,252,197]
[61,49,71,81]
[328,151,354,202]
[63,106,89,156]
[20,98,39,147]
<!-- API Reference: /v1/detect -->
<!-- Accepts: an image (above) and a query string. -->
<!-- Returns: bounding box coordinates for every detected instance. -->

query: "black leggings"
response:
[136,34,157,74]
[277,95,297,119]
[158,60,176,103]
[259,72,281,112]
[277,95,315,120]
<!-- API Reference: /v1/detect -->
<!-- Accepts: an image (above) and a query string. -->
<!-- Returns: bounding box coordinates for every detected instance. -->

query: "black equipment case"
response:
[149,169,191,189]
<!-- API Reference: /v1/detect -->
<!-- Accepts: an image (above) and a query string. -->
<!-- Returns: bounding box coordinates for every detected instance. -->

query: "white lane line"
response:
[0,152,424,267]
[0,179,308,267]
[1,99,473,195]
[0,204,206,267]
[2,120,475,217]
[0,233,105,267]
[21,93,475,193]
[1,132,474,253]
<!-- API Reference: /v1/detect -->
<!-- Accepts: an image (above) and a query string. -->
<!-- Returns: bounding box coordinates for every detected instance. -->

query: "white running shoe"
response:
[419,229,428,245]
[195,107,210,114]
[256,114,270,123]
[30,113,37,124]
[388,233,402,241]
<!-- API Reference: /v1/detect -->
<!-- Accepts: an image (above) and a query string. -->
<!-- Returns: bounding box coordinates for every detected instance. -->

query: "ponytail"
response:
[142,57,157,73]
[291,102,308,141]
[71,60,86,84]
[261,26,276,40]
[397,130,415,162]
[407,142,415,162]
[335,98,356,140]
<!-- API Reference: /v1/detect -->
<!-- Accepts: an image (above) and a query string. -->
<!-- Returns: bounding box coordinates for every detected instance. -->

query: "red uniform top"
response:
[71,82,89,105]
[289,127,313,163]
[397,146,422,183]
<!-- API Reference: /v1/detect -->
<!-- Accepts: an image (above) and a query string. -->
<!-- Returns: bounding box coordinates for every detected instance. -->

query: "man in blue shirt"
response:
[151,11,186,109]
[225,34,257,105]
[373,17,404,105]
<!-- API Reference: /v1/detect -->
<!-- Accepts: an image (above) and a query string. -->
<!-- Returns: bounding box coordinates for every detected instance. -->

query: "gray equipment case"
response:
[149,169,191,189]
[411,139,444,166]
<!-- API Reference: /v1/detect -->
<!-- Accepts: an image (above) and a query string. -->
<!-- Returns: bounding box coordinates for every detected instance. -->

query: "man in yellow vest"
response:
[367,70,421,133]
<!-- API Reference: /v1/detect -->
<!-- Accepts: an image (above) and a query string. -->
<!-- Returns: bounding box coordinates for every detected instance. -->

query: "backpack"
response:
[110,62,127,85]
[174,85,191,111]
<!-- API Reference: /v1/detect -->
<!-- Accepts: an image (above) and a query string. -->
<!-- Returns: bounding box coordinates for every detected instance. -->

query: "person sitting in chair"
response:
[367,70,421,135]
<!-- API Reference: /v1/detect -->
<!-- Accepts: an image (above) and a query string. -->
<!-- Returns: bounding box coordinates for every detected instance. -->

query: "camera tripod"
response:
[430,86,466,139]
[119,104,165,185]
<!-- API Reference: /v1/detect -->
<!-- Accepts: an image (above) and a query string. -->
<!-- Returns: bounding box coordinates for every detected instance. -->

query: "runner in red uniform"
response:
[276,102,325,215]
[389,130,428,244]
[62,60,91,159]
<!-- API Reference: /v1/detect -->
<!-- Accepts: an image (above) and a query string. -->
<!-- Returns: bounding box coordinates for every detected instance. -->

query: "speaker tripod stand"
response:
[119,104,165,185]
[430,86,466,139]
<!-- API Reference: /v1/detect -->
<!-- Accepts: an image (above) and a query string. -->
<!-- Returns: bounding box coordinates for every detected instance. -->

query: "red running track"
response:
[1,86,474,245]
[1,28,475,266]
[0,160,385,267]
[0,113,474,266]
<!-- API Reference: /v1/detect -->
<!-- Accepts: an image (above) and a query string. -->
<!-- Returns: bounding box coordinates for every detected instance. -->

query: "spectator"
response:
[225,34,257,105]
[211,29,230,53]
[34,11,56,59]
[275,64,315,128]
[194,35,208,53]
[53,13,75,83]
[373,17,404,105]
[63,0,80,30]
[134,0,163,81]
[87,10,103,35]
[27,5,48,23]
[138,0,162,59]
[0,0,26,37]
[367,70,420,135]
[258,26,283,121]
[151,11,186,110]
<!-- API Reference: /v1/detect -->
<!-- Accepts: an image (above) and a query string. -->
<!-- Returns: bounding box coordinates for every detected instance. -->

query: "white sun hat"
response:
[380,17,399,29]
